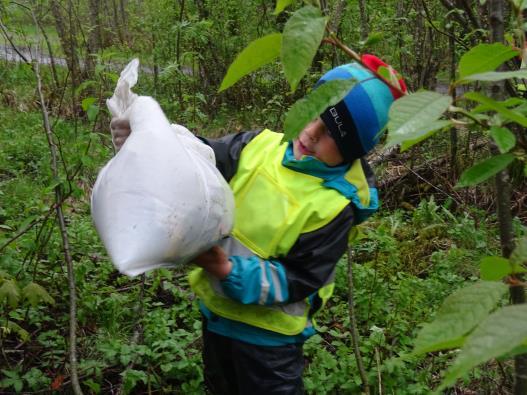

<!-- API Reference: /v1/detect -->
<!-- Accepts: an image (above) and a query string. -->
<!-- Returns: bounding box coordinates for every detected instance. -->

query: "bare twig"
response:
[116,275,146,395]
[375,347,382,395]
[347,247,370,395]
[0,200,62,253]
[0,17,32,65]
[420,0,469,49]
[402,163,463,207]
[32,8,83,394]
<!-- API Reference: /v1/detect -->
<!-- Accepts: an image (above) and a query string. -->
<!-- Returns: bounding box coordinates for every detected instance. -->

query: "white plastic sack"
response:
[91,59,234,277]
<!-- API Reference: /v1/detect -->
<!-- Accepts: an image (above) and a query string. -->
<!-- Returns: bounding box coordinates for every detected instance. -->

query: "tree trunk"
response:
[111,0,125,44]
[396,0,406,77]
[88,0,103,53]
[414,0,425,89]
[449,15,459,178]
[50,0,82,90]
[176,0,185,106]
[488,1,527,394]
[119,0,127,43]
[358,0,368,41]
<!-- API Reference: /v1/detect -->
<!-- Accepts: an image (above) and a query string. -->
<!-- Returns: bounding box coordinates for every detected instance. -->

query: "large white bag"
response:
[91,59,234,276]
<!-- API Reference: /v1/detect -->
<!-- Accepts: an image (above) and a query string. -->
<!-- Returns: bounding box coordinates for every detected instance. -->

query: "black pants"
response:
[202,319,305,395]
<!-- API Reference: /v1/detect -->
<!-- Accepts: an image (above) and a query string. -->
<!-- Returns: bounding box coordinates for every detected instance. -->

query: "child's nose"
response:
[307,126,323,142]
[307,131,319,143]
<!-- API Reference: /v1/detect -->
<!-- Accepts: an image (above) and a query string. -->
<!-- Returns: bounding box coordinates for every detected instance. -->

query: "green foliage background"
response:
[0,0,526,393]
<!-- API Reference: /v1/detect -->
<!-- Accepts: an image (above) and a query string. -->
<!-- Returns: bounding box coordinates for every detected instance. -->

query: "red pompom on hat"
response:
[361,54,407,99]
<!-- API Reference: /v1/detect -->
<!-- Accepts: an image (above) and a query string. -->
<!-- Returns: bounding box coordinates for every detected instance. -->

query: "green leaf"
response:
[377,66,403,91]
[458,69,527,84]
[281,5,326,92]
[480,256,526,281]
[456,153,515,188]
[512,0,527,10]
[16,214,39,234]
[464,92,527,127]
[387,91,451,147]
[399,125,445,152]
[84,379,101,393]
[390,119,451,149]
[499,339,527,360]
[6,320,29,342]
[22,282,55,307]
[511,237,527,266]
[0,271,12,280]
[274,0,293,15]
[122,369,148,394]
[81,97,96,112]
[471,96,526,114]
[219,33,282,92]
[438,304,527,392]
[87,104,99,122]
[75,80,96,96]
[360,32,384,48]
[489,126,516,153]
[0,279,21,308]
[413,281,507,355]
[458,43,518,79]
[283,79,356,141]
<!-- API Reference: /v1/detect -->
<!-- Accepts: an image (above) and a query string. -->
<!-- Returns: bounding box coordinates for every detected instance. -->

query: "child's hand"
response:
[110,118,131,151]
[194,246,232,280]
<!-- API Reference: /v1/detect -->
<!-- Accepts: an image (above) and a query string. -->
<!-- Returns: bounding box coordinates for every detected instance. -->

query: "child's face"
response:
[293,119,344,166]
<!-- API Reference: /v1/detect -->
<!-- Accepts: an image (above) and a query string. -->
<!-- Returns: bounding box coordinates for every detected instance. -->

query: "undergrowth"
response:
[303,198,507,395]
[0,90,520,394]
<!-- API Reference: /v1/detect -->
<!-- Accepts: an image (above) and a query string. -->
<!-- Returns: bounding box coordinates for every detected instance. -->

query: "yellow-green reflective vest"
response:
[189,129,372,335]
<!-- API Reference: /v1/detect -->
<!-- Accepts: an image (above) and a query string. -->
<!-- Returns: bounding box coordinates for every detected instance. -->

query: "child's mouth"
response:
[298,140,314,156]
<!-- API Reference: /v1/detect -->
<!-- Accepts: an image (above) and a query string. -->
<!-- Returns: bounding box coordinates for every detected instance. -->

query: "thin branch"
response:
[348,247,370,395]
[420,0,469,50]
[0,200,64,253]
[32,8,83,394]
[116,275,145,395]
[322,31,408,97]
[401,162,463,207]
[0,17,32,65]
[375,347,382,395]
[459,0,482,30]
[439,0,469,29]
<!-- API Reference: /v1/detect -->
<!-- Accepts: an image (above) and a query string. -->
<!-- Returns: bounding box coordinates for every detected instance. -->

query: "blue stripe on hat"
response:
[361,78,393,132]
[347,63,375,80]
[320,63,372,84]
[343,84,380,153]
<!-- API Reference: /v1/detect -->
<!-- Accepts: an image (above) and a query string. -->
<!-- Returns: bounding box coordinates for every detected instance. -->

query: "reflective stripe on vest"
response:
[189,130,372,335]
[189,268,309,335]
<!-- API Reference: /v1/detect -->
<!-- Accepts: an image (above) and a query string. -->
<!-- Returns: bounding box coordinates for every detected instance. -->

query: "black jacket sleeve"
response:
[198,131,261,182]
[280,204,355,302]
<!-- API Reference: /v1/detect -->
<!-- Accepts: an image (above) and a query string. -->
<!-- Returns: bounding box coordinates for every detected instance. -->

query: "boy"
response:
[110,56,406,394]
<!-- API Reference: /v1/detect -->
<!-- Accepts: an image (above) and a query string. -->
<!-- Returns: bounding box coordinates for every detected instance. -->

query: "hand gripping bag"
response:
[91,59,234,276]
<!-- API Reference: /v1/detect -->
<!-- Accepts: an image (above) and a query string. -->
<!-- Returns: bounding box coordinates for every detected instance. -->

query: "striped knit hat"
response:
[318,55,407,161]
